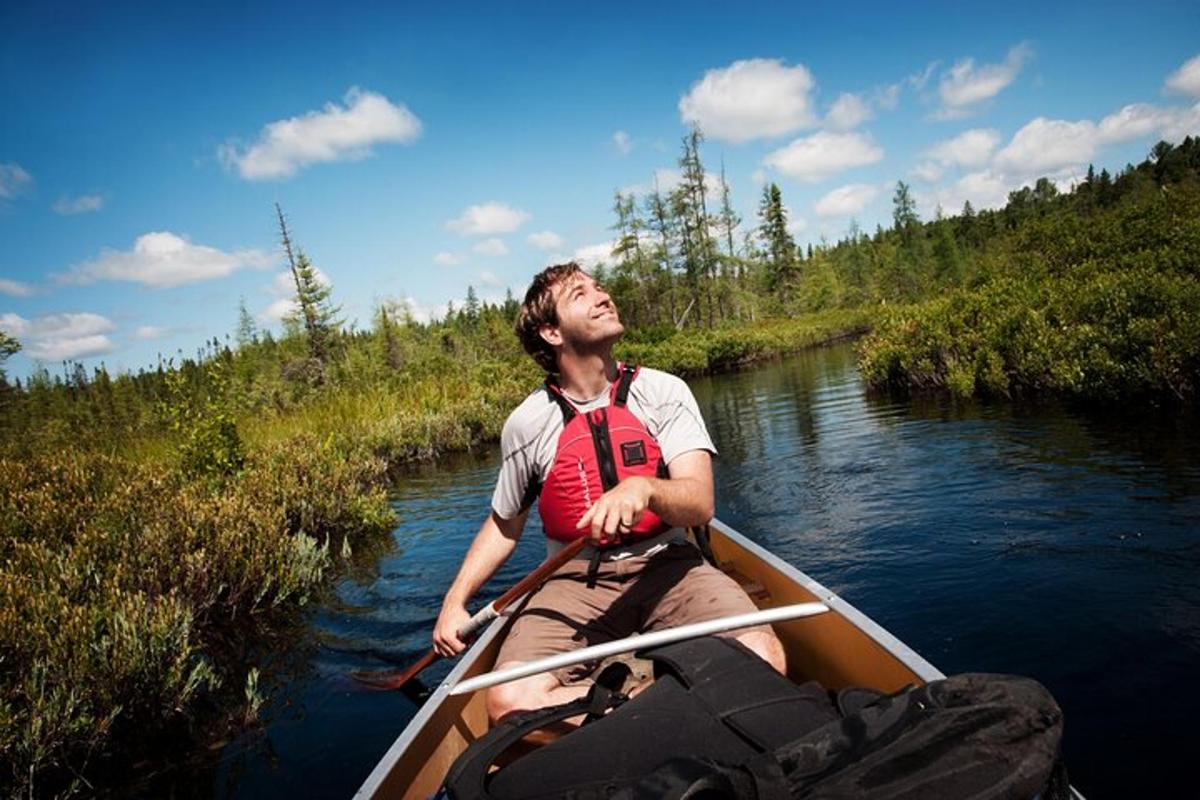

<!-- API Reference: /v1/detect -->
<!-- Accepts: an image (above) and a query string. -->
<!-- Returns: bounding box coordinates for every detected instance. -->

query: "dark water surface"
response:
[184,344,1199,798]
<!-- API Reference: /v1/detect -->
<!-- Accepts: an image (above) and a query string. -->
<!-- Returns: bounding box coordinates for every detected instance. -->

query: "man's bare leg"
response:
[485,662,592,725]
[734,629,788,675]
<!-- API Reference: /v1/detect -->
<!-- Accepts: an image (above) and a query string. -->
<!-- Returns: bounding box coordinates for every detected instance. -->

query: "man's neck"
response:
[556,348,618,401]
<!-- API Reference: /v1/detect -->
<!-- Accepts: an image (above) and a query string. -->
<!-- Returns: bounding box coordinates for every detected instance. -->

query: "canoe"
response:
[356,517,953,798]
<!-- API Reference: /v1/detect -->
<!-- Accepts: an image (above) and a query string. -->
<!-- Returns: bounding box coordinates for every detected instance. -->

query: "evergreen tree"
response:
[276,203,341,363]
[464,285,481,324]
[758,183,795,292]
[717,159,740,260]
[235,296,258,348]
[0,330,18,380]
[892,181,919,233]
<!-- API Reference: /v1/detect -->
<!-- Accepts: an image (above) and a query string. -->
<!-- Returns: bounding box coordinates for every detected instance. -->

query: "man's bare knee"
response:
[735,630,787,675]
[485,666,564,723]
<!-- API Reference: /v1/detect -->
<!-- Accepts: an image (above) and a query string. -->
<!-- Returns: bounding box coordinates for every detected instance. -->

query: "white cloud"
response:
[613,130,632,155]
[572,241,617,268]
[0,312,118,361]
[936,43,1032,118]
[1160,102,1200,141]
[0,313,27,337]
[874,83,902,111]
[58,231,274,288]
[815,183,880,218]
[1097,102,1200,144]
[477,270,503,288]
[925,128,1001,168]
[445,202,531,236]
[0,163,33,200]
[133,325,172,341]
[0,278,34,298]
[527,230,565,250]
[473,238,509,257]
[912,162,944,183]
[1165,54,1200,99]
[263,297,299,323]
[825,93,872,131]
[219,87,422,180]
[678,58,817,143]
[434,251,463,266]
[785,211,807,237]
[53,194,104,215]
[908,61,940,92]
[763,131,883,183]
[993,117,1099,177]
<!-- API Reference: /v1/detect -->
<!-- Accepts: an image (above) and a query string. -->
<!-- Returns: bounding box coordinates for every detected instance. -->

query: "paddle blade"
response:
[351,649,440,692]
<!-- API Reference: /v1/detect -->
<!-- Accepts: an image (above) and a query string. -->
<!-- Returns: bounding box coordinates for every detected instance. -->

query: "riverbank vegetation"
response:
[859,138,1200,401]
[2,131,1198,794]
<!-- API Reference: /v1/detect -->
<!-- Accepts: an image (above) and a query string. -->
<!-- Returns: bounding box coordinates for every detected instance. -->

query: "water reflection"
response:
[179,343,1197,798]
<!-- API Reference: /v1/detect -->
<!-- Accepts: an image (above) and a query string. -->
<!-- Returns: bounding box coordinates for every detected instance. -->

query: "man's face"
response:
[544,272,623,351]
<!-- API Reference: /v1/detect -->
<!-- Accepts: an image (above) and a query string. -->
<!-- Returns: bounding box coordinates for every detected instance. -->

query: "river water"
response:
[181,343,1199,798]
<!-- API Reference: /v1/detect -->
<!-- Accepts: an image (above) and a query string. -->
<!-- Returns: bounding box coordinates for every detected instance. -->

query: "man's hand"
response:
[576,476,653,543]
[433,602,472,657]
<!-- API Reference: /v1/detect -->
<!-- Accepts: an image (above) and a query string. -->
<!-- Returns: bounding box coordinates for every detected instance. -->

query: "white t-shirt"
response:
[491,366,717,521]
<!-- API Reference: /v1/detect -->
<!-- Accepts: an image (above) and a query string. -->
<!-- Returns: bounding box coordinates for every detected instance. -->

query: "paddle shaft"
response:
[357,537,589,691]
[449,601,830,696]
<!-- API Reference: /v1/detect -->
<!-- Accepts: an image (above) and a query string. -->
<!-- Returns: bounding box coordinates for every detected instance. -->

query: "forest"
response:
[2,132,1198,795]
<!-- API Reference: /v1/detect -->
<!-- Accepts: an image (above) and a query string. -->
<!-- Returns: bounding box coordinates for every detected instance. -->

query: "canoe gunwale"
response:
[352,602,511,799]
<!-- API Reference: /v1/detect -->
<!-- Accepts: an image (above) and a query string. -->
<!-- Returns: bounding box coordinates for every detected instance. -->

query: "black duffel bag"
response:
[443,636,1068,800]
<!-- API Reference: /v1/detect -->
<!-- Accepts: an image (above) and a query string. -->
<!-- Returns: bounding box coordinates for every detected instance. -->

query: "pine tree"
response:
[276,203,341,363]
[235,297,258,348]
[892,181,919,233]
[717,159,740,260]
[0,330,18,380]
[758,183,795,292]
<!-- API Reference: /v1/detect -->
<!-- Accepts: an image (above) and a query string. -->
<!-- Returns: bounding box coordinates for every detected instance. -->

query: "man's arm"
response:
[576,449,714,541]
[433,509,528,656]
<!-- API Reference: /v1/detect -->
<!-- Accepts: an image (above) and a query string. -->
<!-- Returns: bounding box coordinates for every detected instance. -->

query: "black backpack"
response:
[442,637,1068,800]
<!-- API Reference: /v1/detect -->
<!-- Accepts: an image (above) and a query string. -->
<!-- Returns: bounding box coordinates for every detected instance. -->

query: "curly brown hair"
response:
[515,262,584,373]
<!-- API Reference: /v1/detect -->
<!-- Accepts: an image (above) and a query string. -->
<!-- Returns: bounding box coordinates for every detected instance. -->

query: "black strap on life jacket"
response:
[543,376,577,424]
[614,363,636,407]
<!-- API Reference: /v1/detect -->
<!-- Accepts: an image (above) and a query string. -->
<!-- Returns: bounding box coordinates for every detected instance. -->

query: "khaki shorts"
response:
[495,542,770,686]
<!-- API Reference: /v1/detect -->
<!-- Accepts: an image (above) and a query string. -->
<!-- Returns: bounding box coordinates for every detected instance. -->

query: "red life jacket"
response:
[537,363,670,543]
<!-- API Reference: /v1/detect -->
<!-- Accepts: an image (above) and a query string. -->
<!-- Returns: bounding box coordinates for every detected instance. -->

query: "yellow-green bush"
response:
[0,438,394,795]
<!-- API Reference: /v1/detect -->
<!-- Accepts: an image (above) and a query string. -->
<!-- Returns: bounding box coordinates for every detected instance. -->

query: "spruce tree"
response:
[235,297,258,348]
[758,183,795,292]
[276,203,341,363]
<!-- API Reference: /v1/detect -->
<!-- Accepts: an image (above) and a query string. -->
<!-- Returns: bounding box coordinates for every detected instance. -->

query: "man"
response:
[434,262,785,722]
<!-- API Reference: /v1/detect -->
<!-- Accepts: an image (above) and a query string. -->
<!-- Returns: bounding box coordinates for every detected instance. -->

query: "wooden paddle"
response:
[353,536,589,692]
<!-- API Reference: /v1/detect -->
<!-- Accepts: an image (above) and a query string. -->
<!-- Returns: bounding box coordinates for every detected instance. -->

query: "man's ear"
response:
[539,324,563,348]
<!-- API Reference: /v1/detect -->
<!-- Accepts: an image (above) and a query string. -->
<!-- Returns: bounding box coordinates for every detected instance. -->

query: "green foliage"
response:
[0,435,394,795]
[163,357,245,481]
[618,310,870,376]
[860,154,1200,402]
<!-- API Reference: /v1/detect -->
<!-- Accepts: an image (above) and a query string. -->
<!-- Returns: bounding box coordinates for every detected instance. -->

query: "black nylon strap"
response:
[585,548,602,589]
[543,377,576,423]
[442,685,626,799]
[614,363,636,407]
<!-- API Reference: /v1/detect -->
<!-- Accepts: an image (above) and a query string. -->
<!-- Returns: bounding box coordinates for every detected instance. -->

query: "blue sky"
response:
[2,1,1198,379]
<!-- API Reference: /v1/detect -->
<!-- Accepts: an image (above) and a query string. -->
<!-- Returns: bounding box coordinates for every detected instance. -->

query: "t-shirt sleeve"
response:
[653,373,717,466]
[491,411,538,520]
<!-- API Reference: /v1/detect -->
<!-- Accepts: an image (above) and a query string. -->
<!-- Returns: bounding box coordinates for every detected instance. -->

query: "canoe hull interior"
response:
[355,520,945,799]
